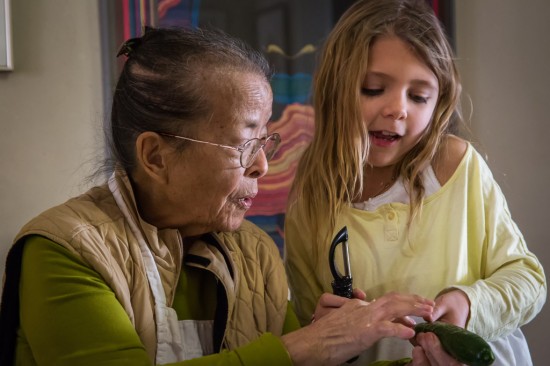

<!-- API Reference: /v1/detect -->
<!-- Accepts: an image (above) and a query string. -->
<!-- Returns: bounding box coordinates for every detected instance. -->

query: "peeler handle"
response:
[329,226,353,299]
[328,226,358,362]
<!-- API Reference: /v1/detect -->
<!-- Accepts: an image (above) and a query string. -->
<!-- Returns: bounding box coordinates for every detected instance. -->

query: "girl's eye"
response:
[361,88,383,96]
[410,94,428,104]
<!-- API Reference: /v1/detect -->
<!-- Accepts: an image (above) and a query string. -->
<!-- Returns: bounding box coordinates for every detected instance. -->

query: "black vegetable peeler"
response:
[329,226,358,363]
[329,226,353,299]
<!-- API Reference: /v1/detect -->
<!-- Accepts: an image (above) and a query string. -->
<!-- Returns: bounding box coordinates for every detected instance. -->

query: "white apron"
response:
[109,173,213,364]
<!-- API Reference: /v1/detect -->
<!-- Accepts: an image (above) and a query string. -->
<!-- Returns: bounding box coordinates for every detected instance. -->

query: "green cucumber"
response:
[415,321,495,366]
[369,358,412,366]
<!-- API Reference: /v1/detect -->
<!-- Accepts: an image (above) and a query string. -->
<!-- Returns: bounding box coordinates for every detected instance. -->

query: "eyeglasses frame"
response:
[157,131,281,168]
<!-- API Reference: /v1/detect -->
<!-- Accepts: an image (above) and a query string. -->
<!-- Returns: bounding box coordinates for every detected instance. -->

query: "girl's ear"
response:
[135,132,171,184]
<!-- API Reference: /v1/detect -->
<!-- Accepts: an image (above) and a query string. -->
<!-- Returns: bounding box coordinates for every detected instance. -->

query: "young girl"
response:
[284,0,547,364]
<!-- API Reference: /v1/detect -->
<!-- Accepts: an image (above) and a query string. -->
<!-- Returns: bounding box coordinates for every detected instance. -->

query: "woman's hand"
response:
[281,292,434,366]
[312,289,416,329]
[311,288,367,322]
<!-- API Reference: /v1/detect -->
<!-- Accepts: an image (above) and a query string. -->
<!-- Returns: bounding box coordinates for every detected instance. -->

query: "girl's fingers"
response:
[411,345,430,366]
[415,332,463,366]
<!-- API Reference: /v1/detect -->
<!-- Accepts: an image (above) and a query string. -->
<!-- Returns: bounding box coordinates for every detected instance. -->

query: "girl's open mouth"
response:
[369,131,401,146]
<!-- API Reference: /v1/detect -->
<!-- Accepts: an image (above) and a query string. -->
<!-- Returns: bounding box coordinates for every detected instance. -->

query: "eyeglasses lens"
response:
[241,134,280,168]
[263,135,280,160]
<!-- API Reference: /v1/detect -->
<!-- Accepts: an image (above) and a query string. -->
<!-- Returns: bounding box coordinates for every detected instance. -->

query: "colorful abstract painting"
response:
[246,104,314,256]
[108,0,454,257]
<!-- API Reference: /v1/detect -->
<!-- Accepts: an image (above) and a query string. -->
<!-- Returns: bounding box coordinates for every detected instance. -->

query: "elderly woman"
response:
[0,27,436,366]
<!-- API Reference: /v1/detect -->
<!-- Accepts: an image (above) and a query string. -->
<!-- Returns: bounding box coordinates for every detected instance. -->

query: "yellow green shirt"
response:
[16,235,299,366]
[285,143,546,364]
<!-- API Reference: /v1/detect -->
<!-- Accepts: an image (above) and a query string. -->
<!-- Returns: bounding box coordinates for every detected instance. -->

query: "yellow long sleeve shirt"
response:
[285,143,546,364]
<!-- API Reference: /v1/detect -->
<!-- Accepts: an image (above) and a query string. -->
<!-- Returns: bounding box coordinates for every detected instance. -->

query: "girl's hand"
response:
[427,289,470,327]
[410,332,464,366]
[410,289,470,366]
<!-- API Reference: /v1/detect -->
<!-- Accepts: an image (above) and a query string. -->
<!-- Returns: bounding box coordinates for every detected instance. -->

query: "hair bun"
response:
[116,36,143,58]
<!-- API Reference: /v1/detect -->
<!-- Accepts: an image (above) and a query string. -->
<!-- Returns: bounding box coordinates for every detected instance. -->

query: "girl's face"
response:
[360,36,439,168]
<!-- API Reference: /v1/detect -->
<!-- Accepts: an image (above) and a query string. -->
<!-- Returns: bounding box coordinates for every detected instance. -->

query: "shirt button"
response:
[387,212,395,220]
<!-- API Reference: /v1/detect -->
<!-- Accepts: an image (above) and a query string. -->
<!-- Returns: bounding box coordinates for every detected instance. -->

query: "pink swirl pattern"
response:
[246,103,315,216]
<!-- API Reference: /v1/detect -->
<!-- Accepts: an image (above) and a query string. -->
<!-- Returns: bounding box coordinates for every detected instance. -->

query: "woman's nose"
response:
[245,148,269,178]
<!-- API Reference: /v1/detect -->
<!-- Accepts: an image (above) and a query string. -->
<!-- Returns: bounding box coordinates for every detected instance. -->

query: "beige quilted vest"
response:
[14,169,288,363]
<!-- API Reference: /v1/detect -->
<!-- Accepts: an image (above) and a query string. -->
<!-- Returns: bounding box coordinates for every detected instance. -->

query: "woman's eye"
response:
[361,88,383,96]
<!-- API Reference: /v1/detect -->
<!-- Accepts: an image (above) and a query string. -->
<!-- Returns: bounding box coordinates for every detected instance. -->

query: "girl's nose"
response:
[382,93,408,120]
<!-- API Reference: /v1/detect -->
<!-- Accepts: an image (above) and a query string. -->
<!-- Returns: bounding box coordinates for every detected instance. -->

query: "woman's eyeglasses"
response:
[157,132,281,169]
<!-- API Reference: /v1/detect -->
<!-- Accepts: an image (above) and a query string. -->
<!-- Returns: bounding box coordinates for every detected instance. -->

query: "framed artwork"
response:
[426,0,455,49]
[0,0,13,71]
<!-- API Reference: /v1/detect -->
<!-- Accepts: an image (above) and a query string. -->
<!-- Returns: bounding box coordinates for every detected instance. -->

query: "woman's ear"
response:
[135,132,171,184]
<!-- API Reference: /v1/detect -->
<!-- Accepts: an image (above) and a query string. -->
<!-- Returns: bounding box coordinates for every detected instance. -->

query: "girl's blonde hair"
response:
[289,0,462,249]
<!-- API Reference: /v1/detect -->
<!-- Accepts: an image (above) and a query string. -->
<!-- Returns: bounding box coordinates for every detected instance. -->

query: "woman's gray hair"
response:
[107,26,271,173]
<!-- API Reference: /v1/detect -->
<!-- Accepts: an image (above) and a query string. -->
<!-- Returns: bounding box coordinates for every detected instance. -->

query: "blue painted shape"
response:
[271,73,312,104]
[246,214,286,258]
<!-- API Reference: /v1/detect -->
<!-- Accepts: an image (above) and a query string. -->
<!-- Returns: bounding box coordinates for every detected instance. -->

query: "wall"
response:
[0,0,103,278]
[0,0,548,363]
[455,1,550,364]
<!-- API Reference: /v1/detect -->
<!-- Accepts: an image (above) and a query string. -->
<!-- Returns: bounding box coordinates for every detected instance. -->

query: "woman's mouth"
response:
[236,194,255,210]
[369,130,401,147]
